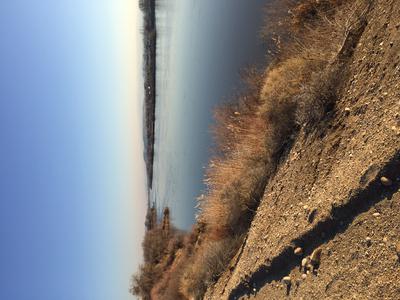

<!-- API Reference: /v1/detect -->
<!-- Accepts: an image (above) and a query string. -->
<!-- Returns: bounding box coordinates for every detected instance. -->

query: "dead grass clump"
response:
[202,115,270,235]
[291,0,346,27]
[180,236,243,300]
[151,249,187,300]
[142,228,170,264]
[130,263,160,300]
[130,207,184,299]
[261,0,351,59]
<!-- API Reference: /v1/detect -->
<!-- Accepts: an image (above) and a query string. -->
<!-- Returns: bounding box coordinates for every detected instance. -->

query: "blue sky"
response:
[0,1,146,299]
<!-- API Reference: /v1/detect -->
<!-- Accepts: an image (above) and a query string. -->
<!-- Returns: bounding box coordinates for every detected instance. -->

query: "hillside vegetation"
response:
[132,0,400,299]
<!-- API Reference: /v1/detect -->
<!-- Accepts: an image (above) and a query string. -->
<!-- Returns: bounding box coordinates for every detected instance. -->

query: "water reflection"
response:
[151,0,267,229]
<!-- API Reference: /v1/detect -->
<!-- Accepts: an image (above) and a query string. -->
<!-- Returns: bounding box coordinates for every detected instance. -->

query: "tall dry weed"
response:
[181,1,371,299]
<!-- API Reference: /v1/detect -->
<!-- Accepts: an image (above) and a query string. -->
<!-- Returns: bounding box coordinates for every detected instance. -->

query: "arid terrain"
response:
[206,0,400,299]
[133,0,400,299]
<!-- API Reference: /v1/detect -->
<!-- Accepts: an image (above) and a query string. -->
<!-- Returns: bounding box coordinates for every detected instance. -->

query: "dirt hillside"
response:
[205,1,400,299]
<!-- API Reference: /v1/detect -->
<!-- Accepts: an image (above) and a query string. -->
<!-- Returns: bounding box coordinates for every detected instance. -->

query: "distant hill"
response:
[140,0,156,190]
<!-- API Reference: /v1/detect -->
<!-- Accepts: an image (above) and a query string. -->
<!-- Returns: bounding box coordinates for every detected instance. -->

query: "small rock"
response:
[310,248,322,265]
[380,176,393,186]
[303,205,309,210]
[294,247,303,256]
[344,107,351,113]
[301,274,307,280]
[366,237,372,246]
[373,212,381,217]
[383,237,388,243]
[301,257,309,268]
[283,276,291,285]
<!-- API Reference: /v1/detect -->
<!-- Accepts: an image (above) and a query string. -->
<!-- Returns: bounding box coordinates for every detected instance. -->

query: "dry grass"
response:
[150,249,186,300]
[130,208,184,299]
[177,1,371,299]
[132,0,372,299]
[180,236,243,300]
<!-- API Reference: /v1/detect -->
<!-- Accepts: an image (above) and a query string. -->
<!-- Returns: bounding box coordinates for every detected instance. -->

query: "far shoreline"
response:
[140,0,157,193]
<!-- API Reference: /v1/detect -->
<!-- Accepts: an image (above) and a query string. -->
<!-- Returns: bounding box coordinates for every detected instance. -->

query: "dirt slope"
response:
[205,1,400,299]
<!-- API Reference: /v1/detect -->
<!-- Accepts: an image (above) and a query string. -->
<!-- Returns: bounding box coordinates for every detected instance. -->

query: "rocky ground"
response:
[205,1,400,299]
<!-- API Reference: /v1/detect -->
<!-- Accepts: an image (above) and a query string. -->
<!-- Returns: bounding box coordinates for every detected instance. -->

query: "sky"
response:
[0,1,146,299]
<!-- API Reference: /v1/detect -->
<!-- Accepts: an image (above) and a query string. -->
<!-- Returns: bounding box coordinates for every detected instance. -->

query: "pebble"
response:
[310,248,322,265]
[373,212,381,217]
[294,247,303,256]
[366,237,372,246]
[383,237,388,243]
[301,257,309,268]
[380,176,393,186]
[283,276,291,285]
[301,274,307,280]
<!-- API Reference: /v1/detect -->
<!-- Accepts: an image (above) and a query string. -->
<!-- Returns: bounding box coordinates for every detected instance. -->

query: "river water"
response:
[151,0,267,229]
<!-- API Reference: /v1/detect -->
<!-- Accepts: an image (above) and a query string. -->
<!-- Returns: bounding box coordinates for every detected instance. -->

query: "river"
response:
[151,0,267,229]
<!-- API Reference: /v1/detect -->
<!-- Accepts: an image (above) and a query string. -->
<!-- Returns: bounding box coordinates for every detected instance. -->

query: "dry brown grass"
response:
[133,1,372,299]
[199,0,361,240]
[130,208,185,300]
[150,249,187,300]
[177,1,371,299]
[180,236,243,300]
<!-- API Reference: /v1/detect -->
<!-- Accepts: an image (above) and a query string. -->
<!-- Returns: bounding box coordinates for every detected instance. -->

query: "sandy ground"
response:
[205,1,400,299]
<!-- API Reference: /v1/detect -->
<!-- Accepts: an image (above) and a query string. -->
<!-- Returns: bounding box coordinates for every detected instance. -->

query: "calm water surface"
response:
[151,0,267,229]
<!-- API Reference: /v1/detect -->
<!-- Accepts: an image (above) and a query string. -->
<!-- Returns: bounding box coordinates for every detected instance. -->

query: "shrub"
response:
[142,228,170,264]
[151,249,187,300]
[130,263,160,300]
[180,236,243,300]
